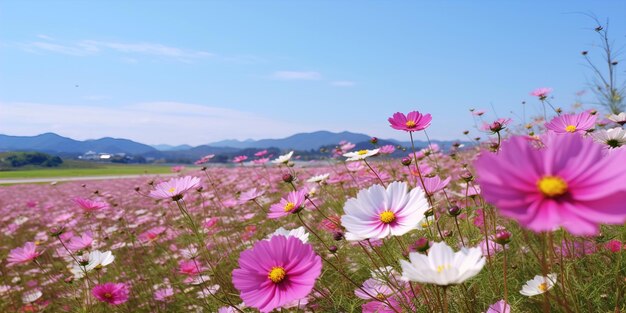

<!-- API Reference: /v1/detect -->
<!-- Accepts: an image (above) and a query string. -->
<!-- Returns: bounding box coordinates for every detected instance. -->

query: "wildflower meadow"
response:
[2,98,626,312]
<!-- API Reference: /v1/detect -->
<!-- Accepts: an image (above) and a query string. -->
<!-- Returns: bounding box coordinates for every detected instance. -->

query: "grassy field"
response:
[0,161,178,179]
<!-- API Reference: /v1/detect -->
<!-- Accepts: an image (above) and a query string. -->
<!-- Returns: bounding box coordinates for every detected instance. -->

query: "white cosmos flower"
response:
[341,181,429,240]
[85,250,115,271]
[267,227,309,243]
[520,273,557,296]
[608,112,626,125]
[590,127,626,149]
[400,241,486,286]
[417,215,435,230]
[271,151,294,164]
[343,148,380,161]
[306,173,330,183]
[22,289,42,303]
[370,266,400,283]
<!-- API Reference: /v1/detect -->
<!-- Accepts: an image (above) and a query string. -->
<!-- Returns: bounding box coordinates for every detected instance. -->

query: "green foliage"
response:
[0,151,63,169]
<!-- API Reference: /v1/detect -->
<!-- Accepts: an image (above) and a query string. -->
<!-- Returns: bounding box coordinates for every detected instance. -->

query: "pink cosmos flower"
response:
[481,118,511,133]
[253,158,270,165]
[232,235,322,313]
[474,133,626,235]
[239,188,265,203]
[194,154,215,165]
[545,111,597,134]
[530,87,553,100]
[378,144,396,155]
[138,226,167,243]
[341,182,430,241]
[362,290,413,313]
[74,197,108,212]
[268,189,307,219]
[606,240,623,253]
[154,287,175,302]
[66,233,94,251]
[388,111,432,132]
[178,260,207,276]
[419,175,451,195]
[7,242,42,266]
[149,176,201,201]
[354,278,394,300]
[486,300,511,313]
[233,155,248,163]
[555,239,597,258]
[254,150,268,157]
[92,282,129,305]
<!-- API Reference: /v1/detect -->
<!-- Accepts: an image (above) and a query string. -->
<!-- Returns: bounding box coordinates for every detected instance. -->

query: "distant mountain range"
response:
[208,131,373,150]
[0,131,466,163]
[0,133,156,155]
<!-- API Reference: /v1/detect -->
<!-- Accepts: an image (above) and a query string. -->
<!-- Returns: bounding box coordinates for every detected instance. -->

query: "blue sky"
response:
[1,1,625,145]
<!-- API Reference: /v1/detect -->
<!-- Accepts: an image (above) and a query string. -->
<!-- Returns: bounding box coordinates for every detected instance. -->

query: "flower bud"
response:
[328,245,338,253]
[495,230,512,245]
[401,157,412,166]
[282,173,294,183]
[370,137,378,144]
[447,205,462,217]
[332,231,344,241]
[414,237,430,252]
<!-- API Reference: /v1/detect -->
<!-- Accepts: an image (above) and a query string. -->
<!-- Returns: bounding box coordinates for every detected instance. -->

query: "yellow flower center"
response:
[376,293,386,300]
[565,125,577,133]
[357,150,368,155]
[537,176,568,197]
[268,266,286,283]
[283,202,295,212]
[405,120,417,128]
[436,264,450,273]
[379,211,396,224]
[104,292,112,299]
[538,282,548,292]
[168,187,176,193]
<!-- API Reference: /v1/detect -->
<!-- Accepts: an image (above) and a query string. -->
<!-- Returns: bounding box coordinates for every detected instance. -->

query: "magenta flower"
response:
[154,287,175,302]
[481,118,511,133]
[254,150,268,157]
[178,260,207,276]
[7,242,42,266]
[486,300,511,313]
[92,282,130,305]
[239,188,265,204]
[138,226,167,243]
[378,144,396,155]
[66,233,94,251]
[74,197,108,212]
[545,111,597,134]
[419,175,451,195]
[232,235,322,313]
[268,189,307,219]
[233,155,248,163]
[530,87,553,100]
[149,176,201,201]
[388,111,432,132]
[475,133,626,235]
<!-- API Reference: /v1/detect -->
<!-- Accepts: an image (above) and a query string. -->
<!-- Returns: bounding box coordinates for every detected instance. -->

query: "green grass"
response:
[0,162,178,179]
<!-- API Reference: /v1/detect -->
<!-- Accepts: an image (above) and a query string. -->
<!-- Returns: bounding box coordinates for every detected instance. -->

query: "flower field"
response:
[1,107,626,313]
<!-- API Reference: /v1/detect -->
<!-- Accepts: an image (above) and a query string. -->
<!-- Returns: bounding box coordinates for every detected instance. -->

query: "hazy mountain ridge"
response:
[0,132,466,162]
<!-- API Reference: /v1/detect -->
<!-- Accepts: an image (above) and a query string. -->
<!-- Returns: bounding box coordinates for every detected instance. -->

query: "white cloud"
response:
[36,34,55,41]
[0,101,319,145]
[331,80,356,87]
[271,71,322,81]
[20,39,214,62]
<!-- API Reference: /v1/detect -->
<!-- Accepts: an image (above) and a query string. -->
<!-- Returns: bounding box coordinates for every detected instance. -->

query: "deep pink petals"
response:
[474,132,626,235]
